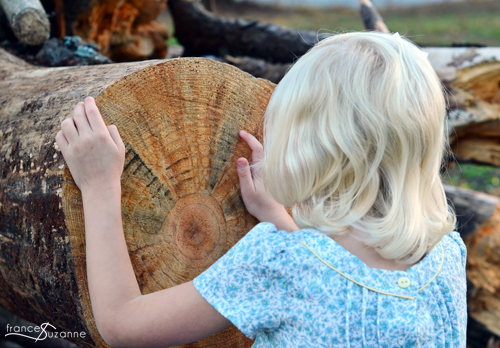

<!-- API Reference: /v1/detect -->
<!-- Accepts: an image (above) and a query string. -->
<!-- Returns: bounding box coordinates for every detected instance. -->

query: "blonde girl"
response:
[56,31,467,347]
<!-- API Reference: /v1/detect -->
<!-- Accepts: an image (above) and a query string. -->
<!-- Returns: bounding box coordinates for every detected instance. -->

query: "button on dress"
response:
[193,222,467,347]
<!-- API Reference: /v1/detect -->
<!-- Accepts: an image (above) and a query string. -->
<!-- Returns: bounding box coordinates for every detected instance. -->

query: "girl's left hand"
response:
[55,97,126,195]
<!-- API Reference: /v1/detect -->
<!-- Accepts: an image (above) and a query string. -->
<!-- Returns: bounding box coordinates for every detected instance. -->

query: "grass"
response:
[443,163,500,194]
[213,0,500,47]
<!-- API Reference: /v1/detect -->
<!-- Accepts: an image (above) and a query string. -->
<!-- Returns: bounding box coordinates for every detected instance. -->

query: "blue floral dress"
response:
[193,222,467,347]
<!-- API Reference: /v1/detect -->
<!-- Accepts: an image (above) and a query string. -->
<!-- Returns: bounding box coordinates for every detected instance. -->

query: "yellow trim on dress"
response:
[298,239,445,300]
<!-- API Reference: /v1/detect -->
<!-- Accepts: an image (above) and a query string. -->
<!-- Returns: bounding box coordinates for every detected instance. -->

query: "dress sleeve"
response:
[193,222,292,339]
[447,231,467,269]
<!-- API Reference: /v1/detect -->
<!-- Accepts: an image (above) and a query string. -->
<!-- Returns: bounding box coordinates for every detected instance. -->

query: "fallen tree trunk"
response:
[0,48,272,348]
[0,49,163,348]
[0,0,50,45]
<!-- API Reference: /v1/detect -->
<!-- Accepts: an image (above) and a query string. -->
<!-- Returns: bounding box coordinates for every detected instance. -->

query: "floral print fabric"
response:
[193,222,467,347]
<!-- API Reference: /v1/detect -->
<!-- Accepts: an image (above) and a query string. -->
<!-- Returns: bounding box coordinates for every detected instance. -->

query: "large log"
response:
[445,184,500,346]
[0,49,163,347]
[0,48,274,348]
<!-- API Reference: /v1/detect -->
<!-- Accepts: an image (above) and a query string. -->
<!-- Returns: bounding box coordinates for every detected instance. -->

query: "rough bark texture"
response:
[0,0,50,45]
[0,49,165,347]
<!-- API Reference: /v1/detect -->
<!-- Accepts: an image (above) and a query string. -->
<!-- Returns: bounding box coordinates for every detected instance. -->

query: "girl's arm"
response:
[56,98,231,347]
[237,131,299,232]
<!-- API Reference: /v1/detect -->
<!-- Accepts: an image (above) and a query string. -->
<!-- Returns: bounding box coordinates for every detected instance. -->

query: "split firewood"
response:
[0,0,50,45]
[428,47,500,167]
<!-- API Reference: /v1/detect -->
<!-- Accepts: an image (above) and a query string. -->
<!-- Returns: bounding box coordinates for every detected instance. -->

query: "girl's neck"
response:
[330,229,416,271]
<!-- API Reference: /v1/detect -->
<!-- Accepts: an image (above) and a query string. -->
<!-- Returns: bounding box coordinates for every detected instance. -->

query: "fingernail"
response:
[85,97,92,101]
[240,130,247,136]
[237,159,246,168]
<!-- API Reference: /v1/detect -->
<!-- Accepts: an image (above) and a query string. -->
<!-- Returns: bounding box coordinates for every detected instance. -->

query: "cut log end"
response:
[11,8,50,45]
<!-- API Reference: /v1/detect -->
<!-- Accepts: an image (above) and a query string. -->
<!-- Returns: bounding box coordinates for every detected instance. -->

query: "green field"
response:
[215,0,500,47]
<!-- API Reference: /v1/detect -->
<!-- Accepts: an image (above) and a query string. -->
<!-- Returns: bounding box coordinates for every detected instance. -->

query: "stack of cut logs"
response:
[2,0,500,347]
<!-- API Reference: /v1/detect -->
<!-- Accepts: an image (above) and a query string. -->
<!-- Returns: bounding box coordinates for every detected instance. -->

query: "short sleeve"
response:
[193,222,292,339]
[447,231,467,269]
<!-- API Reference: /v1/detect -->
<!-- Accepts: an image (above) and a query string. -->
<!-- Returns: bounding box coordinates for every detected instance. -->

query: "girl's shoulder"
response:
[442,231,467,269]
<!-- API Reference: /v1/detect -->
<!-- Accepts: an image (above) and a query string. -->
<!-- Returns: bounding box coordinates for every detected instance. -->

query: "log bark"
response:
[0,0,50,45]
[0,48,163,348]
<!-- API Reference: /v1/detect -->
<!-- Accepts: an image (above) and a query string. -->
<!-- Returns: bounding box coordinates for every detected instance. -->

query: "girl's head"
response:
[258,31,456,265]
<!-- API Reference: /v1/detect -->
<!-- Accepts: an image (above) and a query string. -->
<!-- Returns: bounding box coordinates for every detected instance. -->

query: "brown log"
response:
[0,48,162,347]
[72,0,168,62]
[0,47,276,347]
[0,0,50,45]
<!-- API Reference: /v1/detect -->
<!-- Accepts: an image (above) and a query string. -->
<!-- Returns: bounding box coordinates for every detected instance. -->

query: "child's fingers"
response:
[239,130,263,163]
[83,97,107,133]
[237,157,256,193]
[60,117,79,143]
[107,125,125,152]
[55,130,68,151]
[73,102,93,134]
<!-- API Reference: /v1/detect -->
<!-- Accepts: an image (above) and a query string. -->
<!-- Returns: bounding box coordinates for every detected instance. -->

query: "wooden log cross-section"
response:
[0,48,277,347]
[2,42,500,347]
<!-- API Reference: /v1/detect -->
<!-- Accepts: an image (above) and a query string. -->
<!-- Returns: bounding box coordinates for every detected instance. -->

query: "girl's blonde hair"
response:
[257,31,456,265]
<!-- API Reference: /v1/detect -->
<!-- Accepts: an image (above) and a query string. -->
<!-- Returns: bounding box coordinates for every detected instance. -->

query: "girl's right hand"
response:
[237,130,298,232]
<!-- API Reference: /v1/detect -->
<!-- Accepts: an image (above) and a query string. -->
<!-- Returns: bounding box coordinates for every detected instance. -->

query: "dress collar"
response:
[291,228,445,300]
